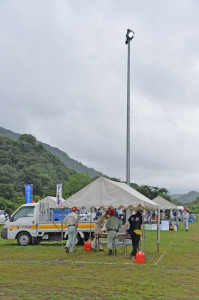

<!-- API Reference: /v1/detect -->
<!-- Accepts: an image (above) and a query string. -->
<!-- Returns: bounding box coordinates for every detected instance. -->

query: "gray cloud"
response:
[1,0,199,194]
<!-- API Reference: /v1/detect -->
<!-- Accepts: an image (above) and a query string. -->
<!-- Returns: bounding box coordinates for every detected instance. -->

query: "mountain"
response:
[171,191,199,204]
[0,127,20,140]
[0,134,76,199]
[42,143,103,178]
[0,127,103,178]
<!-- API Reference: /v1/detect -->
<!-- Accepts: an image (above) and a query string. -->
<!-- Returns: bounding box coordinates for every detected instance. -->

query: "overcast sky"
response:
[1,0,199,194]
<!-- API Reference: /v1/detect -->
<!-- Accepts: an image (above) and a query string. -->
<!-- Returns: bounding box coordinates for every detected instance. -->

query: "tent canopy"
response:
[39,196,65,208]
[62,176,158,210]
[153,196,177,210]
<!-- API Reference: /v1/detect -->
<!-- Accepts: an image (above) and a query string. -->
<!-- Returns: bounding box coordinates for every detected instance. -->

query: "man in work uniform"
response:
[125,209,144,259]
[106,209,122,255]
[63,206,78,253]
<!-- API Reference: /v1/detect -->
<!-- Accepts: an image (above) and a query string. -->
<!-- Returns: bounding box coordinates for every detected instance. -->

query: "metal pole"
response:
[176,209,179,227]
[143,210,146,263]
[157,205,160,253]
[61,208,64,262]
[89,213,92,241]
[126,41,131,186]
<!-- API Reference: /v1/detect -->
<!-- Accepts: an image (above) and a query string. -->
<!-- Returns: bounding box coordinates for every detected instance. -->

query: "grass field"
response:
[0,221,198,300]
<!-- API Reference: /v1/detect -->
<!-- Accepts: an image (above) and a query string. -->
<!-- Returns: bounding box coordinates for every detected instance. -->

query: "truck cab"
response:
[1,203,39,245]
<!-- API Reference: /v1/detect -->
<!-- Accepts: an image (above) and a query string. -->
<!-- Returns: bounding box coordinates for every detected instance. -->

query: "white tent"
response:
[153,196,177,210]
[63,177,160,253]
[62,177,158,210]
[39,196,65,208]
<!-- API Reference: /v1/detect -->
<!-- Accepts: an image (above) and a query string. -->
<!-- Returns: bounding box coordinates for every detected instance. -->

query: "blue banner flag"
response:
[25,184,33,204]
[56,183,62,206]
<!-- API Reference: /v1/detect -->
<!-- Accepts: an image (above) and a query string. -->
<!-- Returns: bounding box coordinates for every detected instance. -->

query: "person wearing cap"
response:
[90,211,109,252]
[63,207,78,253]
[105,209,122,255]
[182,208,189,231]
[125,210,144,259]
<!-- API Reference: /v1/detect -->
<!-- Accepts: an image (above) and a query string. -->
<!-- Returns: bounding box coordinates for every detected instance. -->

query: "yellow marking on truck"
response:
[78,224,95,229]
[9,225,37,230]
[38,224,95,230]
[39,224,67,229]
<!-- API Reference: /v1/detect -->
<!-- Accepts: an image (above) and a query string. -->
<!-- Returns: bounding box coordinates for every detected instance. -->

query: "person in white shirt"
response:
[182,208,189,231]
[63,207,78,253]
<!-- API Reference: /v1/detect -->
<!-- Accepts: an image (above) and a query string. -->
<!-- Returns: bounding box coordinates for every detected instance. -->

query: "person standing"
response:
[182,208,189,231]
[106,209,122,255]
[94,209,101,220]
[173,211,177,221]
[90,211,108,251]
[63,206,78,253]
[160,210,165,221]
[125,210,144,259]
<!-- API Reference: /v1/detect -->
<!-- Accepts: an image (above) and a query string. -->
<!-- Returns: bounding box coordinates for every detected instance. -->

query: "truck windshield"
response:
[11,207,35,222]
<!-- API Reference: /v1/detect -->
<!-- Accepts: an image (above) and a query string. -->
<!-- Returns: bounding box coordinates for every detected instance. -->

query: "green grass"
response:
[0,222,198,299]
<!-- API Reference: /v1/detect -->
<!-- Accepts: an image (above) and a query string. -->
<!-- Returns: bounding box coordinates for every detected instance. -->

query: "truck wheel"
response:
[76,233,82,245]
[17,232,32,246]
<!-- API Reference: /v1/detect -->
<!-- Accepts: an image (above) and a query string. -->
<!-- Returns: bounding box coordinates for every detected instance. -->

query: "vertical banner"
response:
[25,184,33,204]
[56,183,62,206]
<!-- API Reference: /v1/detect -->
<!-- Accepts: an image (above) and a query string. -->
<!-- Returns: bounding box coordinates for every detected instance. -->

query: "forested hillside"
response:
[0,134,78,212]
[0,127,103,178]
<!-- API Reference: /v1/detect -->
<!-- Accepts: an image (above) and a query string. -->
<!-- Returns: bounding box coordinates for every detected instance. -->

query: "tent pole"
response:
[157,205,160,253]
[61,208,64,262]
[143,210,146,263]
[89,213,92,241]
[176,209,179,227]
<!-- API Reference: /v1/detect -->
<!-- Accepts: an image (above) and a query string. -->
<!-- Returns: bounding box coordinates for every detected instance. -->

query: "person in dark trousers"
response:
[106,209,122,255]
[125,210,144,259]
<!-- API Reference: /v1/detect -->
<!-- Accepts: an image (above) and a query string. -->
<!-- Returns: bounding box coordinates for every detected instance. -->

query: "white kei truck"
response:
[1,202,96,246]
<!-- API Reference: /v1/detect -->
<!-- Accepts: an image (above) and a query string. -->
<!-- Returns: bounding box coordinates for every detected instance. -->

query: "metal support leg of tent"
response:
[123,237,127,255]
[143,210,146,263]
[89,214,92,241]
[177,211,179,227]
[157,205,160,253]
[139,233,141,251]
[61,208,64,262]
[96,235,100,251]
